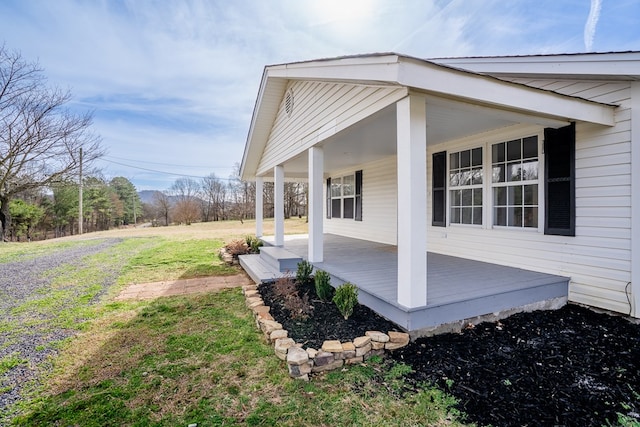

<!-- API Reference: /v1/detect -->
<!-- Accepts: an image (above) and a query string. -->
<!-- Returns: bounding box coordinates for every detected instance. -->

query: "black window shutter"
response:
[326,178,331,219]
[432,151,446,227]
[355,170,363,221]
[544,122,575,236]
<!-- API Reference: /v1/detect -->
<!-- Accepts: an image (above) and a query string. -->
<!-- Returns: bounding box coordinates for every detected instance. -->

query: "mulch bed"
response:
[258,279,402,349]
[259,279,640,427]
[392,304,640,427]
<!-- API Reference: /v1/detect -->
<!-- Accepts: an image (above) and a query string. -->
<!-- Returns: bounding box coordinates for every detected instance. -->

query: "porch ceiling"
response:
[279,95,555,178]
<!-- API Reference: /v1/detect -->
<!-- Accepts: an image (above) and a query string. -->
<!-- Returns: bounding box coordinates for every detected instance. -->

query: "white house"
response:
[239,52,639,335]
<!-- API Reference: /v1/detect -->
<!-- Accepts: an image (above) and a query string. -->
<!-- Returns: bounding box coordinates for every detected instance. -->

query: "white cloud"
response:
[584,0,603,51]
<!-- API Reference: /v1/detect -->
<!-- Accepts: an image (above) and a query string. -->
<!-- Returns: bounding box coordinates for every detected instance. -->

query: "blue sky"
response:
[1,0,638,191]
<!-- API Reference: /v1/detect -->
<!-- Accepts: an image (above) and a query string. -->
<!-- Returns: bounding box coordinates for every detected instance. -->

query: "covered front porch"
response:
[240,234,569,335]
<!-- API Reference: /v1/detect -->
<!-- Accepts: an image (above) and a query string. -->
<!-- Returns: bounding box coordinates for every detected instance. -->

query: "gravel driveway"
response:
[0,239,123,418]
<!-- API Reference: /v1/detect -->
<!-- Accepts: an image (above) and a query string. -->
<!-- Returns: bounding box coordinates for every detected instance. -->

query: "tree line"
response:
[146,172,307,228]
[1,44,307,241]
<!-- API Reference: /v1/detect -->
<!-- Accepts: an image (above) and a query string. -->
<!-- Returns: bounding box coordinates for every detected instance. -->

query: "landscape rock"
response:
[355,343,372,357]
[321,340,343,353]
[259,319,282,335]
[313,351,335,367]
[287,347,309,366]
[388,331,410,344]
[274,337,296,360]
[371,341,385,350]
[269,329,288,341]
[353,336,371,348]
[366,331,390,343]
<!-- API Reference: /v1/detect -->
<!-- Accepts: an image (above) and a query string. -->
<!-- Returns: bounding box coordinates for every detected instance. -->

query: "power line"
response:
[101,158,239,181]
[104,155,231,169]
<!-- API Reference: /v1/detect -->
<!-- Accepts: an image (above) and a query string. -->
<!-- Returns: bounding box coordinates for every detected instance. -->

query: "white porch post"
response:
[308,146,324,262]
[631,82,640,317]
[274,165,285,247]
[255,176,263,238]
[396,94,428,308]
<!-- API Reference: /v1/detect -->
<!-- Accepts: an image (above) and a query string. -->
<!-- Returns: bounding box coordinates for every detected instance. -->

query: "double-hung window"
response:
[491,136,539,228]
[327,171,362,220]
[449,147,483,225]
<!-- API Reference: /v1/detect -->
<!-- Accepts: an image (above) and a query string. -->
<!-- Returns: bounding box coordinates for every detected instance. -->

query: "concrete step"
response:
[239,254,287,283]
[259,246,303,272]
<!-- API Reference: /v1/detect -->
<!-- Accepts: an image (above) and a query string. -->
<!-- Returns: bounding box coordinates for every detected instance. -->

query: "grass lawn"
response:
[3,219,471,426]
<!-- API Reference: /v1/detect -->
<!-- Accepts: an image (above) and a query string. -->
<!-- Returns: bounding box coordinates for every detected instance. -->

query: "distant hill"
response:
[138,190,203,205]
[138,190,162,205]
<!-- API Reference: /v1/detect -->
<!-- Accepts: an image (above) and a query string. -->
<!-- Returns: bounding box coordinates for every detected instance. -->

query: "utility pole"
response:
[78,147,83,234]
[132,192,137,225]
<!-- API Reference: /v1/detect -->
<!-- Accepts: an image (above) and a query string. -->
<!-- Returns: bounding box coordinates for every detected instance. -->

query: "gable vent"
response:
[285,88,294,116]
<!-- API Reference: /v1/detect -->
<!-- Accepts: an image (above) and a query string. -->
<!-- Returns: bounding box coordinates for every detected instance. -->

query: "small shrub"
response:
[314,270,333,301]
[273,273,296,299]
[245,235,263,253]
[224,239,249,258]
[295,260,314,285]
[273,273,312,320]
[333,282,358,320]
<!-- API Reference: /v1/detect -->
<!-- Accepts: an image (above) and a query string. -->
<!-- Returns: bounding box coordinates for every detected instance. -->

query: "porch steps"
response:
[239,246,303,284]
[259,246,303,272]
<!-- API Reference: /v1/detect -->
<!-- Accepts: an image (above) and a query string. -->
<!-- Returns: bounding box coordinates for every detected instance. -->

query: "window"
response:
[492,136,539,228]
[449,147,483,225]
[327,171,362,220]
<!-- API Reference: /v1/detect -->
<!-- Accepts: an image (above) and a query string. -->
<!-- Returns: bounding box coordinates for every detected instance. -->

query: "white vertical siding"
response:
[428,80,633,315]
[257,80,406,175]
[324,156,398,245]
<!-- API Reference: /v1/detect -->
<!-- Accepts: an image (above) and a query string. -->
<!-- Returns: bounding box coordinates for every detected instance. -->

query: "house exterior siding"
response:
[324,156,398,245]
[257,80,406,176]
[427,80,633,315]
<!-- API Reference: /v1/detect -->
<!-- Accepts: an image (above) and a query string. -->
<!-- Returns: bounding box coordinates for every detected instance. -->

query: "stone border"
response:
[242,283,410,381]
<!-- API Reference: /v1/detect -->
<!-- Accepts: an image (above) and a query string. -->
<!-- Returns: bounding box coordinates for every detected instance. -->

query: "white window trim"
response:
[442,128,545,232]
[447,146,484,227]
[330,173,356,220]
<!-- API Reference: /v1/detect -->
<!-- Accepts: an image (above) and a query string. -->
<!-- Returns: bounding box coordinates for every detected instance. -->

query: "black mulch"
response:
[391,304,640,427]
[258,279,402,350]
[259,280,640,427]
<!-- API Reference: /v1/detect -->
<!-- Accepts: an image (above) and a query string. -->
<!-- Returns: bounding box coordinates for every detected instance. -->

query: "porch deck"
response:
[239,234,569,335]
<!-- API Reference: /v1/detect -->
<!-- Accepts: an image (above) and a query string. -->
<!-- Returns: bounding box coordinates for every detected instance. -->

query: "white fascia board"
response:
[398,60,616,126]
[433,52,640,80]
[240,73,287,181]
[266,60,402,86]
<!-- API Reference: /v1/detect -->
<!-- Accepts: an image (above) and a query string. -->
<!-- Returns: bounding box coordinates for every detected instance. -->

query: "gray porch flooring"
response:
[244,234,569,333]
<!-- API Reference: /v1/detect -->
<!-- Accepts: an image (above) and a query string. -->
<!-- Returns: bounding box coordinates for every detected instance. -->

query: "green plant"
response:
[245,235,263,253]
[314,270,333,301]
[295,260,314,285]
[332,282,358,320]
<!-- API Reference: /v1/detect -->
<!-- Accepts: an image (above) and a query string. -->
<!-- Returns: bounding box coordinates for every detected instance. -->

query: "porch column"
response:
[255,176,263,238]
[308,146,324,262]
[274,165,285,247]
[396,94,428,308]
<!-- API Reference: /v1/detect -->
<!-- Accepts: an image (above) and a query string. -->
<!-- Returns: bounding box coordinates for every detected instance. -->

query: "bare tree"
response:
[201,173,227,221]
[0,45,103,240]
[152,190,172,226]
[171,177,201,225]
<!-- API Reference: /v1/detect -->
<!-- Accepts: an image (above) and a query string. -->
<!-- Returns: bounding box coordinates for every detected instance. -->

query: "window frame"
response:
[490,135,542,230]
[327,171,362,221]
[447,146,484,227]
